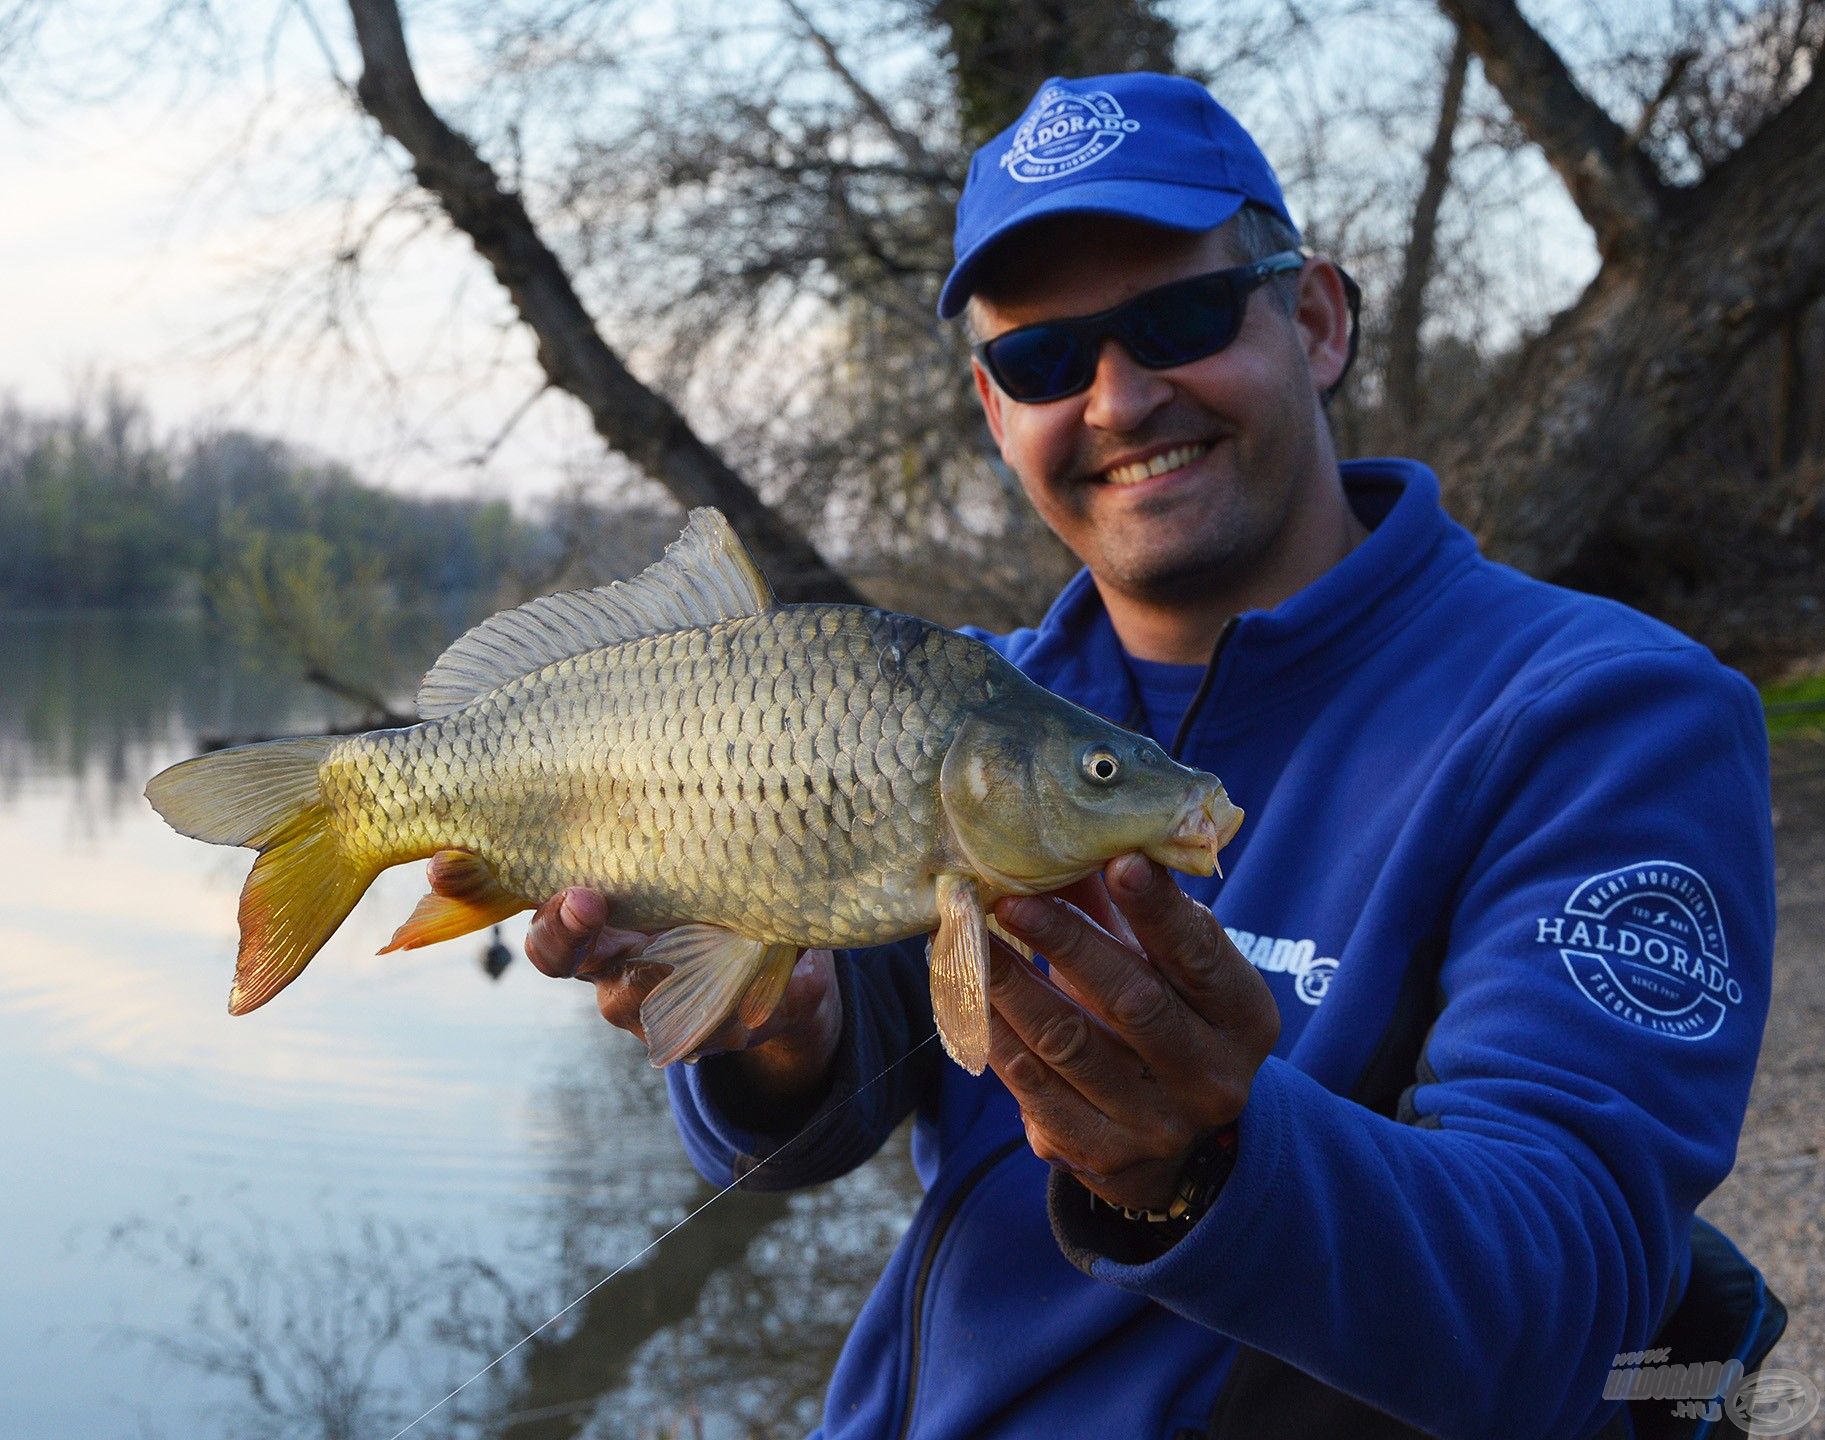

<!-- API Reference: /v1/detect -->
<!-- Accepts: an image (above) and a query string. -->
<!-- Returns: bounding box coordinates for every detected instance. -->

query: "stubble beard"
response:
[1086,439,1295,609]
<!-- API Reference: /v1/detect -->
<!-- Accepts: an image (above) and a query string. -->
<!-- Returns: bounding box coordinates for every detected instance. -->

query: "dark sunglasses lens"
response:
[986,327,1092,401]
[1121,277,1242,368]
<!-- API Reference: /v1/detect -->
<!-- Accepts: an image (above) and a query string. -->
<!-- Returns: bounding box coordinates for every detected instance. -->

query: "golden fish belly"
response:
[325,606,998,948]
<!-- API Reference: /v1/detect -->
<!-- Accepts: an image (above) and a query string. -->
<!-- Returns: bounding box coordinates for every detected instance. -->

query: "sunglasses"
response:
[972,249,1307,404]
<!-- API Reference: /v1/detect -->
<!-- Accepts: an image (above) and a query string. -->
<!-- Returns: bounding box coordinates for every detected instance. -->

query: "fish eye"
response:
[1080,745,1122,786]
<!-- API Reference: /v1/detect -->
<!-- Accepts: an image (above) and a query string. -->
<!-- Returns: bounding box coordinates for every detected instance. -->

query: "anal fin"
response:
[638,925,787,1067]
[380,850,529,953]
[929,874,991,1075]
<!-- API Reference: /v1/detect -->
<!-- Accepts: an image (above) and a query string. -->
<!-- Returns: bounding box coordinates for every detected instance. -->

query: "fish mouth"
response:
[1144,786,1244,878]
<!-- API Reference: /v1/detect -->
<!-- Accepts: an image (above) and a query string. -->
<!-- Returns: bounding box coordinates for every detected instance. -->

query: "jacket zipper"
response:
[1168,616,1238,761]
[893,1134,1025,1440]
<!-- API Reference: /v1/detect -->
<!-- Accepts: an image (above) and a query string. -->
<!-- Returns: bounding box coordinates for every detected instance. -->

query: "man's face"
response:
[970,215,1339,608]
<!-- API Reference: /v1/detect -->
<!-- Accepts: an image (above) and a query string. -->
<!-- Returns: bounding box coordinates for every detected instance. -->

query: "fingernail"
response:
[1110,854,1151,894]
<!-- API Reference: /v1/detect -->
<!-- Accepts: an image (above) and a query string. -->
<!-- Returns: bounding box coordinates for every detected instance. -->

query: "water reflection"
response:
[108,1210,524,1440]
[0,605,464,816]
[4,608,923,1437]
[104,1026,920,1440]
[503,1046,921,1439]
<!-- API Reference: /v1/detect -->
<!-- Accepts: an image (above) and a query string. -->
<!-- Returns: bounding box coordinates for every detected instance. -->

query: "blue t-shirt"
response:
[1123,652,1207,748]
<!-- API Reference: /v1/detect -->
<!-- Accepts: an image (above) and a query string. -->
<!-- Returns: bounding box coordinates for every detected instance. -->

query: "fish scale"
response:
[328,608,992,949]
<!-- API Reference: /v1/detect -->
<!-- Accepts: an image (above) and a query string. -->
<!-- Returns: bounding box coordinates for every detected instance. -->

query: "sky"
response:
[0,0,1606,514]
[0,1,605,507]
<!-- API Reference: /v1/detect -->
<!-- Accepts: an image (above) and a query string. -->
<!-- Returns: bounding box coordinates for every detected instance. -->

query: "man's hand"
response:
[428,855,843,1117]
[987,852,1279,1215]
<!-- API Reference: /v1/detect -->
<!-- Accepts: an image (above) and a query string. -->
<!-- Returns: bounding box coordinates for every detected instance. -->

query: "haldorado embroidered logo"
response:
[999,87,1141,183]
[1537,861,1740,1041]
[1223,926,1337,1007]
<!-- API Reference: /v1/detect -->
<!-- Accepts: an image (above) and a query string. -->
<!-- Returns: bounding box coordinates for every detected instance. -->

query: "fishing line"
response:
[386,1029,939,1440]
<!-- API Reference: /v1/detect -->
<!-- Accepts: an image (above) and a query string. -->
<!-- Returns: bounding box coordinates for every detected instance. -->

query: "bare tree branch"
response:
[1436,0,1667,256]
[1623,46,1698,155]
[341,0,863,602]
[1385,29,1469,435]
[1441,58,1825,580]
[466,379,552,467]
[779,0,949,185]
[929,0,1179,143]
[1697,54,1825,226]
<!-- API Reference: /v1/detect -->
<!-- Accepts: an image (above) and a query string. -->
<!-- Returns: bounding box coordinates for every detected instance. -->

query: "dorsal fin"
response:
[416,507,775,719]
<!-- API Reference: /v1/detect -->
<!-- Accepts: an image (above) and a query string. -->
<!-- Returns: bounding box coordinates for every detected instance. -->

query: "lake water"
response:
[0,609,922,1439]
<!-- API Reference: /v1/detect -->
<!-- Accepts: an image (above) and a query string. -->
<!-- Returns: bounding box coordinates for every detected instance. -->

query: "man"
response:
[498,73,1778,1437]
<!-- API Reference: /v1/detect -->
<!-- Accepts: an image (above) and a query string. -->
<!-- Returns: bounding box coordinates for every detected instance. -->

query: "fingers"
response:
[426,850,469,896]
[524,887,650,980]
[986,1005,1121,1179]
[1050,871,1143,954]
[988,863,1275,1215]
[588,963,671,1040]
[988,931,1195,1156]
[1103,854,1271,1036]
[745,949,838,1049]
[987,935,1135,1107]
[621,947,838,1062]
[525,890,584,978]
[521,887,672,1045]
[986,999,1191,1208]
[993,892,1195,1061]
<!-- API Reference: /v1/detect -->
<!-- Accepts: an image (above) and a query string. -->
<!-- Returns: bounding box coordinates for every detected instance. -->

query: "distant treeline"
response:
[0,389,541,608]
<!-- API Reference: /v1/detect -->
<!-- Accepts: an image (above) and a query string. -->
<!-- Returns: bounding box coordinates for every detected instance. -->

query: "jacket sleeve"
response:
[1050,644,1776,1440]
[666,940,939,1190]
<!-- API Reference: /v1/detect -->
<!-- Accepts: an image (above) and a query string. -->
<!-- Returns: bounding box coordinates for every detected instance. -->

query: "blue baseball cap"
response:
[938,72,1298,319]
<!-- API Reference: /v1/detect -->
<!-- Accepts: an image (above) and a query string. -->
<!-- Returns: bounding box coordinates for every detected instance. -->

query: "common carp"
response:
[145,509,1242,1072]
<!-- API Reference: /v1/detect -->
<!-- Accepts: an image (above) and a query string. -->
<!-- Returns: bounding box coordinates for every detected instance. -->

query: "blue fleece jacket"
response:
[665,460,1775,1439]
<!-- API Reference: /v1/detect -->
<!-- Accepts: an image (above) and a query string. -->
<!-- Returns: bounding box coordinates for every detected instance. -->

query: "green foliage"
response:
[1763,673,1825,739]
[206,521,393,700]
[0,388,540,611]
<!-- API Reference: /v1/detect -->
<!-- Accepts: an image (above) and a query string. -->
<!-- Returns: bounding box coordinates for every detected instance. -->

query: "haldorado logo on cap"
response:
[1000,87,1141,184]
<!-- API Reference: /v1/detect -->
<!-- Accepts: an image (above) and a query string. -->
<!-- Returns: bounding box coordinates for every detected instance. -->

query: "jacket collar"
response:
[1012,459,1477,726]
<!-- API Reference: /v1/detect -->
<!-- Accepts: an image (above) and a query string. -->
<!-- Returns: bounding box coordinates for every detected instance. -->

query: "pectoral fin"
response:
[380,851,529,953]
[737,946,801,1031]
[639,925,796,1067]
[928,874,991,1075]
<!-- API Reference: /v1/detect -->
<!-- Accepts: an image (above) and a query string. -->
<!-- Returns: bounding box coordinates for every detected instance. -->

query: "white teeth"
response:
[1104,442,1212,486]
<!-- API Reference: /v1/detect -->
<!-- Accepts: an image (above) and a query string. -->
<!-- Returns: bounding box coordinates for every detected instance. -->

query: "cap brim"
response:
[937,181,1249,319]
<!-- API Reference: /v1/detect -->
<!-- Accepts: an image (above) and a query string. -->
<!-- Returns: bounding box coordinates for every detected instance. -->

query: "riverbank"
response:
[1702,732,1825,1388]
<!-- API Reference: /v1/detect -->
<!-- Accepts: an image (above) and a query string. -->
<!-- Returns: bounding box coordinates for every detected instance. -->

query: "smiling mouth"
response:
[1103,440,1215,486]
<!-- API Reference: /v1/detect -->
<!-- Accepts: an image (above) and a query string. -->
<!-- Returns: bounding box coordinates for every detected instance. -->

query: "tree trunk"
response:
[929,0,1178,144]
[1436,0,1664,259]
[1434,0,1825,604]
[1384,31,1470,440]
[341,0,862,604]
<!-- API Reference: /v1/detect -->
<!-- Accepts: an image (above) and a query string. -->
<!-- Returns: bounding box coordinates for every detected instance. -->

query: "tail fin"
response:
[146,737,379,1014]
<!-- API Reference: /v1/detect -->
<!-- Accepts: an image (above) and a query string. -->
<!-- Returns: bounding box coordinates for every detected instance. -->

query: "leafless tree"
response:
[1431,0,1825,668]
[1381,30,1472,442]
[3,0,1822,665]
[107,1210,530,1439]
